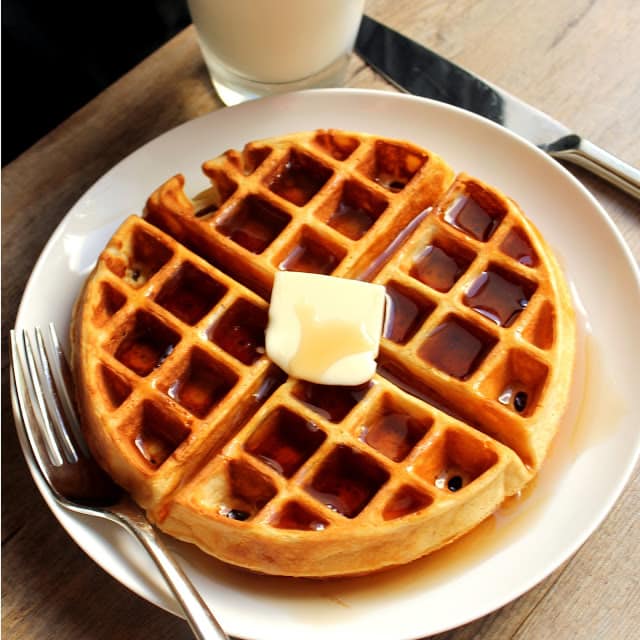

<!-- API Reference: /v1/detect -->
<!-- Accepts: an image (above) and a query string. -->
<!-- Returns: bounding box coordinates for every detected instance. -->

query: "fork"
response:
[9,325,229,640]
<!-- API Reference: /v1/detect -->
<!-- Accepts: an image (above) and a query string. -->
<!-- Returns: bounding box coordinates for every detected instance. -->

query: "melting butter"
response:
[289,303,375,381]
[266,272,386,385]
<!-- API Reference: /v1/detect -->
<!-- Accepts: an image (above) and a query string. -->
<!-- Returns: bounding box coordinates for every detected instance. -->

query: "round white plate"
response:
[15,89,640,640]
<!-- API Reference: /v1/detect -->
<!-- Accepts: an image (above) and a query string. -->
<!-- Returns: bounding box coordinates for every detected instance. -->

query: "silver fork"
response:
[9,325,229,640]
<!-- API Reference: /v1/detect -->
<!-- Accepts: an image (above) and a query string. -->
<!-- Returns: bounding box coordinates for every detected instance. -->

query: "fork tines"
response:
[10,325,88,471]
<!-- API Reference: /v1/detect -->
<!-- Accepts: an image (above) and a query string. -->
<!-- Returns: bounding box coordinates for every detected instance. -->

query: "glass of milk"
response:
[187,0,366,105]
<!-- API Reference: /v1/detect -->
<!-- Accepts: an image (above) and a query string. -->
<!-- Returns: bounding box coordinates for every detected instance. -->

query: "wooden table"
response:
[3,1,639,638]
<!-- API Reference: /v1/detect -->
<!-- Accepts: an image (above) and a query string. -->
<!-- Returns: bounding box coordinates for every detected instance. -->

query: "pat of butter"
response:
[266,271,386,385]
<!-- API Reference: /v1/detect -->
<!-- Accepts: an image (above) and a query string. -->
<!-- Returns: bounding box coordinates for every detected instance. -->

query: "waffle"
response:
[71,129,575,577]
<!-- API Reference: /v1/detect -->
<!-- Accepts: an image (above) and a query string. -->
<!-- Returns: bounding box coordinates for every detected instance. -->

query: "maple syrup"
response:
[293,381,371,423]
[313,131,360,161]
[445,192,505,241]
[252,366,288,404]
[133,401,190,468]
[236,146,271,176]
[134,430,176,468]
[156,262,227,325]
[329,199,376,239]
[98,364,131,409]
[216,367,287,454]
[327,180,387,240]
[218,195,291,253]
[270,501,329,531]
[305,445,389,518]
[95,282,126,326]
[485,347,549,419]
[464,267,536,327]
[219,459,277,520]
[500,226,539,266]
[167,349,237,418]
[245,408,326,478]
[418,316,497,380]
[114,311,180,377]
[357,207,432,282]
[377,356,476,426]
[411,244,472,292]
[414,428,498,490]
[210,299,267,365]
[269,150,332,206]
[384,281,435,344]
[115,226,172,288]
[366,140,426,193]
[382,484,433,520]
[359,397,431,462]
[279,232,344,274]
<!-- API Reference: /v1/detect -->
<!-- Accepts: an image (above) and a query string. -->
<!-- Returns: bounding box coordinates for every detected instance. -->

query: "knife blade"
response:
[355,15,640,200]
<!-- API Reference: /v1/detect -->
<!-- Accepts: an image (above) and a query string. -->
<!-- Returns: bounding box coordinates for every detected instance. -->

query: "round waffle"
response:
[71,129,575,577]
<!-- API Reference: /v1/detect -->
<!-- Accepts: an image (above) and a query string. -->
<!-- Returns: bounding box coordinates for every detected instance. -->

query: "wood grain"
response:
[2,1,638,639]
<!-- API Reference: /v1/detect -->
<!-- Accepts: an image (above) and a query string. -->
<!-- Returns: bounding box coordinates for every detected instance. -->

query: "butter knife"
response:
[355,15,640,200]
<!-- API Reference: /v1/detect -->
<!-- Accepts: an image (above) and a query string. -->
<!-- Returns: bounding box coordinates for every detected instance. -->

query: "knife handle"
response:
[546,135,640,200]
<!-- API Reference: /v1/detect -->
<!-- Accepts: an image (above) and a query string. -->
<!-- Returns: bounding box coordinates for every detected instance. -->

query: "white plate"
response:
[15,89,640,640]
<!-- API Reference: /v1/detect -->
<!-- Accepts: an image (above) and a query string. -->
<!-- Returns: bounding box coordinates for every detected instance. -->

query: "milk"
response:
[187,0,365,103]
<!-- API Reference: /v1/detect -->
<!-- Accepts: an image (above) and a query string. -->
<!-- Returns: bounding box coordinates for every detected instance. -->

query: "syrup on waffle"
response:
[71,130,575,577]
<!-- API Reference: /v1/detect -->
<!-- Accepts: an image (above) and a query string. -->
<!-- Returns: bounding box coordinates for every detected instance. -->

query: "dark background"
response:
[2,0,191,165]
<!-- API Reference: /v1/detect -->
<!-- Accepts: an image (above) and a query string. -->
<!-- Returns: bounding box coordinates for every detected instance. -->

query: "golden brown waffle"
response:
[71,129,575,577]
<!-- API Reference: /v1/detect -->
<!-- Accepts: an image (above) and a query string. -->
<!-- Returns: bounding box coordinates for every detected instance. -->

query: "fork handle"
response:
[116,511,229,640]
